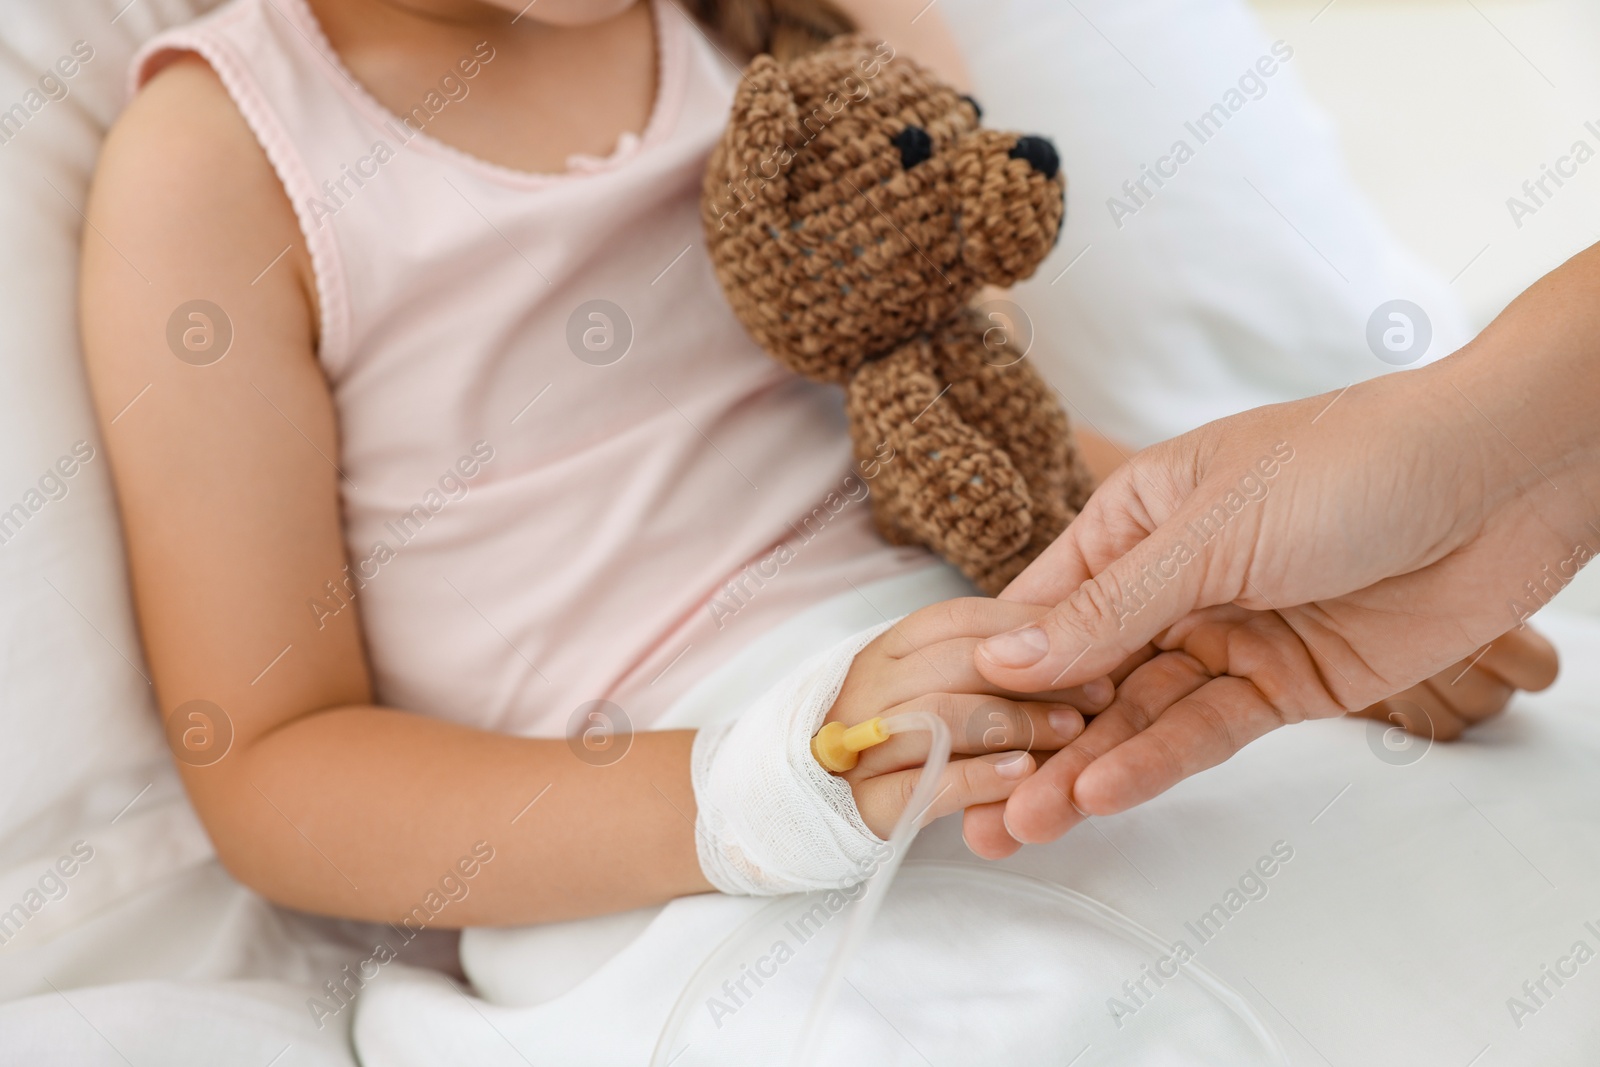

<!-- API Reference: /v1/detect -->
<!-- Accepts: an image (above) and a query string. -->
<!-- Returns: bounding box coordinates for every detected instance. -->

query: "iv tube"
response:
[791,709,951,1067]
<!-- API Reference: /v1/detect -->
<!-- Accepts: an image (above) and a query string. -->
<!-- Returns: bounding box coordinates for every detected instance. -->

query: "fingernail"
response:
[1001,809,1031,843]
[993,751,1032,778]
[1048,709,1082,739]
[980,627,1049,668]
[1082,677,1114,708]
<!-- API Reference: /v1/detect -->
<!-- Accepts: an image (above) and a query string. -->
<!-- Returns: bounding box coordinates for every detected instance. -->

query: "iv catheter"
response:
[648,711,1289,1066]
[794,711,951,1067]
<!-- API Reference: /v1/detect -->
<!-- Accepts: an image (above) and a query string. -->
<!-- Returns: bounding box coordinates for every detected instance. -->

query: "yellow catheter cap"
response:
[811,717,891,773]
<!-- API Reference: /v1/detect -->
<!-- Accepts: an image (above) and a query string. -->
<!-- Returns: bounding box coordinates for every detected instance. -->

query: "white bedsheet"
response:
[7,569,1598,1065]
[346,569,1600,1067]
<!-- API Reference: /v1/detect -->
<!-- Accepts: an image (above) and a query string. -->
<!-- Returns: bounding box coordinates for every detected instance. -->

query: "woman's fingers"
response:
[962,800,1021,860]
[1348,627,1551,739]
[1108,645,1158,686]
[1002,651,1213,843]
[976,473,1216,693]
[1476,627,1559,692]
[854,750,1036,838]
[974,626,1547,854]
[1421,664,1513,724]
[847,695,1082,777]
[1353,682,1469,742]
[1074,680,1277,817]
[852,631,1113,711]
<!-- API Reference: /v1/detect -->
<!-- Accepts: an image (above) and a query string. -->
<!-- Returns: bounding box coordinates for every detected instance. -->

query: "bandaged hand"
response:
[691,598,1108,896]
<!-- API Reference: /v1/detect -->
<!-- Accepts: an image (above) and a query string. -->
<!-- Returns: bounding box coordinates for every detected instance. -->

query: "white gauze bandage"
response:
[691,619,899,896]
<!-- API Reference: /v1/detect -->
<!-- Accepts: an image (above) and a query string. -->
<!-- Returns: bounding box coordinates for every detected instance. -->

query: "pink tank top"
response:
[130,0,933,735]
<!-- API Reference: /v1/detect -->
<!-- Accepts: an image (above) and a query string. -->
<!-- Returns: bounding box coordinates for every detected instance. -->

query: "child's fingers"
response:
[886,598,1052,650]
[866,601,1116,712]
[1476,628,1559,692]
[1358,682,1470,741]
[856,631,1112,710]
[848,696,1083,777]
[854,750,1036,839]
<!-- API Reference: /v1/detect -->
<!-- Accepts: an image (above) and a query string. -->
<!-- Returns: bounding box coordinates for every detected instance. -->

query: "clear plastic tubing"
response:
[791,709,951,1067]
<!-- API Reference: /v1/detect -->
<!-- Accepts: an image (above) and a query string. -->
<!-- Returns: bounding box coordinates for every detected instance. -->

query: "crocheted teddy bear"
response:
[701,36,1095,595]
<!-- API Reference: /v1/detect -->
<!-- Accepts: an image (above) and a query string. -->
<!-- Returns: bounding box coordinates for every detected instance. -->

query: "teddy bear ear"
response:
[706,55,799,230]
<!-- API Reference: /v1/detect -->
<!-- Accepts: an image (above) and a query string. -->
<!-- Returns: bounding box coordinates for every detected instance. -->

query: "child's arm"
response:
[82,57,719,926]
[83,57,1092,926]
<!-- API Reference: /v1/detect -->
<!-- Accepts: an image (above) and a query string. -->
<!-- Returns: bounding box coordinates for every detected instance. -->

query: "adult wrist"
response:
[1433,263,1600,522]
[1422,243,1600,591]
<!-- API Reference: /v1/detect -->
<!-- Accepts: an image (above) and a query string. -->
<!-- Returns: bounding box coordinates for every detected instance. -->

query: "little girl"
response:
[80,0,1544,932]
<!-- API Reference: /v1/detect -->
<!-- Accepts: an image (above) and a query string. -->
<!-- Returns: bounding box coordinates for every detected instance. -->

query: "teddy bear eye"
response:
[890,125,934,169]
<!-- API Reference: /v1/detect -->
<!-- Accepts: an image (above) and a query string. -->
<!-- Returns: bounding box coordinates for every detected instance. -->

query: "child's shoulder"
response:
[105,54,266,198]
[95,52,306,280]
[87,52,315,358]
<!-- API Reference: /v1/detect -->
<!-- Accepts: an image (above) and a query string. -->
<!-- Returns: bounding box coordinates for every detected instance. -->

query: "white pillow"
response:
[941,0,1474,447]
[0,0,221,955]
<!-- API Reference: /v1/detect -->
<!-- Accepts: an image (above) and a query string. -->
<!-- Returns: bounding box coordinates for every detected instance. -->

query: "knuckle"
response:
[1227,627,1294,707]
[949,596,1001,635]
[1116,653,1204,731]
[922,691,959,724]
[967,698,1026,751]
[1230,617,1337,720]
[895,770,921,815]
[1456,682,1511,721]
[1142,728,1189,784]
[916,596,985,638]
[942,694,991,752]
[1060,575,1121,635]
[1187,692,1246,751]
[1475,683,1514,716]
[1062,572,1139,646]
[954,757,988,800]
[1225,623,1278,676]
[913,598,959,635]
[1009,703,1038,749]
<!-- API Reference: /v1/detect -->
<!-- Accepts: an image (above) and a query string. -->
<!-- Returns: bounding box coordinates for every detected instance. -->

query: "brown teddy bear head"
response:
[702,36,1066,385]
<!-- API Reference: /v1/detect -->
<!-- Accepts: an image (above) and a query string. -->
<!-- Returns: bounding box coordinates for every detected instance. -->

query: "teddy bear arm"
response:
[845,344,1038,582]
[933,313,1097,522]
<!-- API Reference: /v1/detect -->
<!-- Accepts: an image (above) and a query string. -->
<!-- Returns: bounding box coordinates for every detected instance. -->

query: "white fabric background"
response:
[943,0,1475,450]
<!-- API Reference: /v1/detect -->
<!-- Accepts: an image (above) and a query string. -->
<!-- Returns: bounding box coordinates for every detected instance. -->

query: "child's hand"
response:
[822,598,1113,838]
[1348,625,1558,740]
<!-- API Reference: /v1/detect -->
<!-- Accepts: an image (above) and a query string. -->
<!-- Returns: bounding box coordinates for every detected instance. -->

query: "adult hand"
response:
[963,242,1600,849]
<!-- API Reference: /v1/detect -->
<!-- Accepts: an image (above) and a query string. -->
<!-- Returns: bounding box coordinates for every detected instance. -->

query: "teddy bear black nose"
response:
[891,125,934,169]
[1008,135,1060,180]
